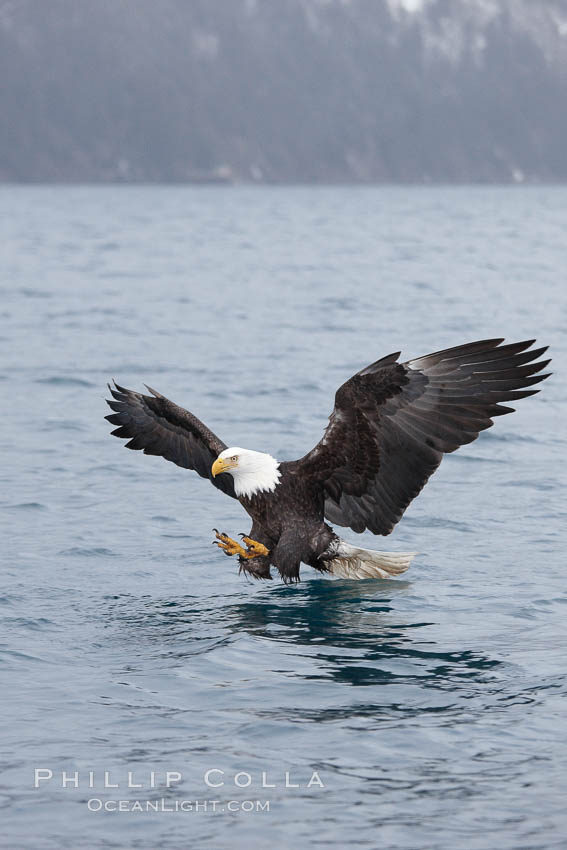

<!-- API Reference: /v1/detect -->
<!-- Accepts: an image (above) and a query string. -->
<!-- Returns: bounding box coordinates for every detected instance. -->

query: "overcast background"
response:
[2,0,567,183]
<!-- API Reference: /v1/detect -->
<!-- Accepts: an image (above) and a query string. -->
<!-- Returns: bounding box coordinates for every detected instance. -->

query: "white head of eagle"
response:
[211,447,281,499]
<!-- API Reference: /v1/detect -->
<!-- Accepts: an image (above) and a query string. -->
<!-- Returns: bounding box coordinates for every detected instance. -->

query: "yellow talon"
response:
[241,536,270,558]
[212,530,247,558]
[212,530,270,560]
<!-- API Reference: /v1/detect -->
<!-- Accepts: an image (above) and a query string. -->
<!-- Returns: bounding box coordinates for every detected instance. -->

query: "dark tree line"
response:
[1,0,566,182]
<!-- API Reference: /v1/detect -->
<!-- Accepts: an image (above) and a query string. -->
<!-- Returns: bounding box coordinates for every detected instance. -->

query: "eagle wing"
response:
[105,383,236,498]
[297,339,550,535]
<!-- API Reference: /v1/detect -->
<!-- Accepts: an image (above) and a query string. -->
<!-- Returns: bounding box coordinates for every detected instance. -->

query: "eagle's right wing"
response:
[105,383,236,498]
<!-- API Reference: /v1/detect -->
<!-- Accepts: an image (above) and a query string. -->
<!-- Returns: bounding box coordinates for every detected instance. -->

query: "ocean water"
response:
[1,185,565,850]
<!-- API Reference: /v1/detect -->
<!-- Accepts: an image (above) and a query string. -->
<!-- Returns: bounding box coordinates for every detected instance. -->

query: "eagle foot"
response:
[212,529,270,560]
[239,534,270,558]
[212,529,247,558]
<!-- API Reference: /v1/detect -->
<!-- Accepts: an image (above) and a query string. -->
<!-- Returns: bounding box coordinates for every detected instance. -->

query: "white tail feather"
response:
[325,539,416,580]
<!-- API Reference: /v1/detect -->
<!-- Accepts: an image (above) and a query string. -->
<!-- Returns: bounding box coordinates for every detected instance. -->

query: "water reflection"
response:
[103,578,502,694]
[223,580,501,689]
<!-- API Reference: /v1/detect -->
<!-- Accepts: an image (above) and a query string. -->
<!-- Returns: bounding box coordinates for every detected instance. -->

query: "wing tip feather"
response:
[144,384,162,398]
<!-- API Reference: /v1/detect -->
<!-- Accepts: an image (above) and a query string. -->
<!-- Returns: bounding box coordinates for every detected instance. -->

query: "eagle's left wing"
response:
[295,339,550,535]
[105,383,236,497]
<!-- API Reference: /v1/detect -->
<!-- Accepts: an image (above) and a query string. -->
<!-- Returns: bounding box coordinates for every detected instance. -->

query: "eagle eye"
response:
[230,455,238,462]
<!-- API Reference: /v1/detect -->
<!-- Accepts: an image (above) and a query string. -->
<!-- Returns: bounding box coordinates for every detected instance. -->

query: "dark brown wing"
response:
[105,383,236,498]
[296,339,550,535]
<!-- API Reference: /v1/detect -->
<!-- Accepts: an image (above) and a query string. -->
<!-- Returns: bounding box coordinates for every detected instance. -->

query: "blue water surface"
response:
[1,186,566,849]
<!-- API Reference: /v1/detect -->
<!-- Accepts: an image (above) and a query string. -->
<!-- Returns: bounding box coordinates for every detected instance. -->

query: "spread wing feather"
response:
[105,383,236,498]
[297,339,550,535]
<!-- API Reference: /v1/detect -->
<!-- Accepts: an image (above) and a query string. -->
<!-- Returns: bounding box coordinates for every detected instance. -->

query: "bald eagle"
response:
[105,338,550,582]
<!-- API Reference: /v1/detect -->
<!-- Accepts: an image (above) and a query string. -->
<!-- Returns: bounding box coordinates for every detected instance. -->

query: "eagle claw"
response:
[212,529,247,558]
[212,530,270,560]
[240,536,270,558]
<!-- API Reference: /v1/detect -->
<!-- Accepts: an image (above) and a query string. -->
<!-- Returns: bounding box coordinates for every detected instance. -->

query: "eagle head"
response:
[211,447,281,498]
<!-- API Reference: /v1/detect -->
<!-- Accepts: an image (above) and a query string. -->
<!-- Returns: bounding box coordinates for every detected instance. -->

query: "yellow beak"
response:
[211,457,236,477]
